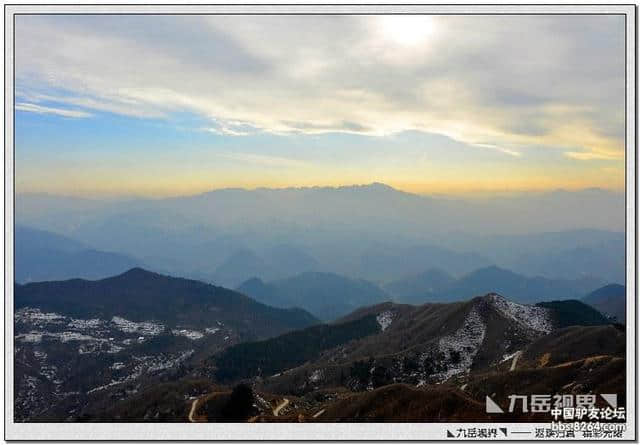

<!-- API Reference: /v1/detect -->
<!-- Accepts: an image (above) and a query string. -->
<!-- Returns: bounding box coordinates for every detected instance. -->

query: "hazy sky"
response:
[15,14,625,197]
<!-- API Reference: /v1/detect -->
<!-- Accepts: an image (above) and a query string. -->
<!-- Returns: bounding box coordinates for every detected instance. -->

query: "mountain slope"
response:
[315,325,624,422]
[515,324,625,369]
[15,268,319,338]
[212,315,381,381]
[583,284,626,323]
[15,225,141,283]
[224,293,613,396]
[21,290,621,423]
[535,300,610,328]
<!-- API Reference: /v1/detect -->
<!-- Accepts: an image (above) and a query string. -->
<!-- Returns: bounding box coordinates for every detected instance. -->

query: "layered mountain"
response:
[236,277,289,308]
[387,265,605,304]
[237,272,389,321]
[15,225,141,283]
[358,244,491,282]
[17,186,625,285]
[212,245,320,288]
[17,185,625,241]
[583,284,626,323]
[511,238,625,284]
[442,229,625,283]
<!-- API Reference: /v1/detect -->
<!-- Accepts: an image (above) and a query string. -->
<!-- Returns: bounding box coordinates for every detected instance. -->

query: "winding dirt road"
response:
[510,350,523,371]
[272,398,290,416]
[188,398,200,422]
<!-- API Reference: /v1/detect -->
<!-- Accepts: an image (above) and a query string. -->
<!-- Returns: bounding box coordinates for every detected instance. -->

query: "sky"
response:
[14,14,626,197]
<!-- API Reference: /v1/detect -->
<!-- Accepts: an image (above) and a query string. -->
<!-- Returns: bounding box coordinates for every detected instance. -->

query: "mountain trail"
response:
[510,350,523,371]
[273,398,289,416]
[188,398,200,423]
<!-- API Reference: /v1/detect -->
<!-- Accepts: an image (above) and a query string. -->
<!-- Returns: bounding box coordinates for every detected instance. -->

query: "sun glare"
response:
[378,15,437,46]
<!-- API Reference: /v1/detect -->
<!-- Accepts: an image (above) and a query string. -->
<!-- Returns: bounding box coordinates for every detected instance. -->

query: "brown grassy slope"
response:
[307,354,624,422]
[313,383,487,422]
[464,355,625,420]
[87,378,214,422]
[517,325,625,368]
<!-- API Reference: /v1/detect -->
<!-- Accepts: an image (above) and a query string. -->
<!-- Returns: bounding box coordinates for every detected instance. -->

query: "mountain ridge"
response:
[214,292,611,392]
[15,267,319,338]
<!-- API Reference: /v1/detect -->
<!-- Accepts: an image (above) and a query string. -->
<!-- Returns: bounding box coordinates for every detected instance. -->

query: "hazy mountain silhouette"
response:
[237,271,389,321]
[16,185,624,285]
[15,225,141,283]
[583,284,626,323]
[213,245,320,287]
[383,268,455,302]
[434,266,605,303]
[236,277,292,308]
[359,244,491,281]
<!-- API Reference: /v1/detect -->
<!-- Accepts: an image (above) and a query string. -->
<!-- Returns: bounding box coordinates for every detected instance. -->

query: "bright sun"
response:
[378,15,437,46]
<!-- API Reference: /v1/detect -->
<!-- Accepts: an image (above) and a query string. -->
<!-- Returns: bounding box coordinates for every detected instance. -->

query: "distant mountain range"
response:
[212,245,319,288]
[431,265,605,304]
[383,268,455,297]
[16,185,625,285]
[238,265,607,320]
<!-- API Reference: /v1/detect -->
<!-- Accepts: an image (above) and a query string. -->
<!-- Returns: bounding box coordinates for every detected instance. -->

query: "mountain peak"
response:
[239,277,265,287]
[112,267,161,281]
[196,182,404,196]
[470,265,518,277]
[367,182,396,191]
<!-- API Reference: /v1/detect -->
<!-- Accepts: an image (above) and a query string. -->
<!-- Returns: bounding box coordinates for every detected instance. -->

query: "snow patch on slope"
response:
[376,310,393,332]
[487,294,552,333]
[309,369,324,383]
[171,329,204,340]
[15,308,66,325]
[111,316,165,336]
[435,305,486,381]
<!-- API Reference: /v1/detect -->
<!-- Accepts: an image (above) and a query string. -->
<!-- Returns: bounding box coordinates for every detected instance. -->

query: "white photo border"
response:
[3,3,636,441]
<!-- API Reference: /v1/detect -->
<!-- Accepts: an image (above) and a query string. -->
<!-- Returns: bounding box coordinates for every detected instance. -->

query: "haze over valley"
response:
[17,183,624,290]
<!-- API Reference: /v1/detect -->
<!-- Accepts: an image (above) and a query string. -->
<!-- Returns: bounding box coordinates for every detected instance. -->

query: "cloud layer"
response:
[15,14,625,162]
